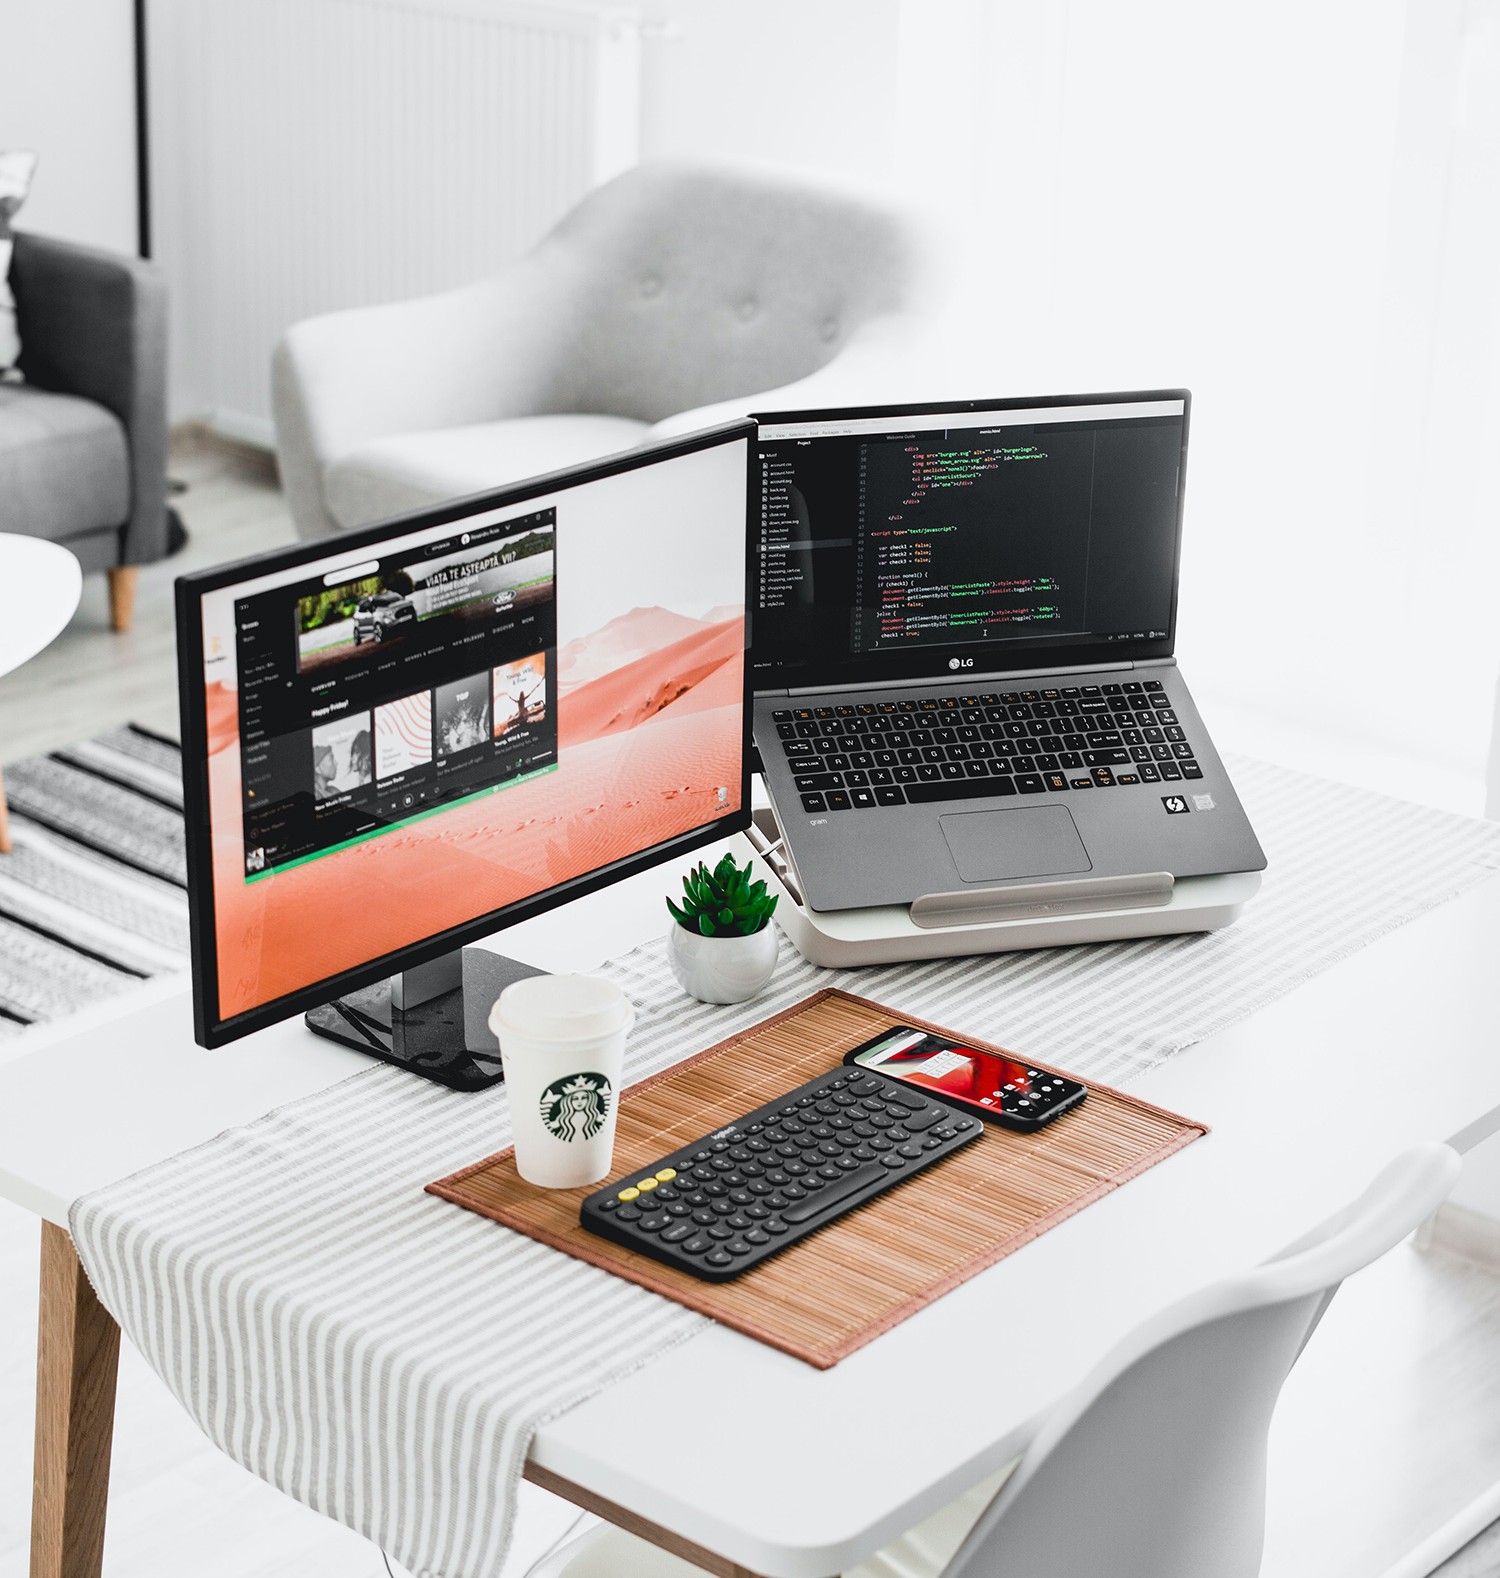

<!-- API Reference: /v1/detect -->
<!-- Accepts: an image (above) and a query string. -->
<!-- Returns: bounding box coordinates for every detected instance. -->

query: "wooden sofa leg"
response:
[107,567,138,632]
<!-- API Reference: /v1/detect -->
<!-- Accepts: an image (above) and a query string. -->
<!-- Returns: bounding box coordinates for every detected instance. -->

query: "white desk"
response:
[3,841,1499,1578]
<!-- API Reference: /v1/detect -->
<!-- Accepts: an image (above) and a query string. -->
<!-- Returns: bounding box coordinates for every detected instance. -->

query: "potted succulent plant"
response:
[665,853,779,1004]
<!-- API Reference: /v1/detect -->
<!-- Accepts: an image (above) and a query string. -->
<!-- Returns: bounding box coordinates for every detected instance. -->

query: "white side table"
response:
[0,534,84,852]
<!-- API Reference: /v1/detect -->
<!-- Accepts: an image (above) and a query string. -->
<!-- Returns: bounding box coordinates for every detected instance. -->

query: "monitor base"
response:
[305,952,546,1091]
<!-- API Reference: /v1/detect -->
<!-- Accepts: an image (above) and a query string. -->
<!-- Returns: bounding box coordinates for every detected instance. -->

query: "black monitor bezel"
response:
[748,388,1191,691]
[177,420,756,1050]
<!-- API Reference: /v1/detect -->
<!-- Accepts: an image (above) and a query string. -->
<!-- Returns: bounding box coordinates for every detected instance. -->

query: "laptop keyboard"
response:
[770,681,1203,814]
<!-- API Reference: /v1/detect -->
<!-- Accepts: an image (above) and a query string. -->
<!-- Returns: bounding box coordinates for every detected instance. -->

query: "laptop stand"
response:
[746,807,1260,968]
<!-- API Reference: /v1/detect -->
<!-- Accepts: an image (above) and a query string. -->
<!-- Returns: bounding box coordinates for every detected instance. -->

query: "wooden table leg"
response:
[31,1222,121,1578]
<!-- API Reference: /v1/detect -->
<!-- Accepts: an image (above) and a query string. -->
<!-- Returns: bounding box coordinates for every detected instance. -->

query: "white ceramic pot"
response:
[666,922,778,1005]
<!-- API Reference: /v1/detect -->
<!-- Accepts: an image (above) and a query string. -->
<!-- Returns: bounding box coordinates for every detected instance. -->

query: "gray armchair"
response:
[272,160,933,539]
[1,234,169,628]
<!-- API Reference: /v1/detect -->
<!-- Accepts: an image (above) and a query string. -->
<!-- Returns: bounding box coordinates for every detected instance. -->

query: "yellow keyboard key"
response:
[637,1177,659,1191]
[654,1168,677,1182]
[617,1187,640,1202]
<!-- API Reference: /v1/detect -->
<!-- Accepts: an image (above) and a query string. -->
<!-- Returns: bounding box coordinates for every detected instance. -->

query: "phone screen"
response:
[850,1027,1083,1123]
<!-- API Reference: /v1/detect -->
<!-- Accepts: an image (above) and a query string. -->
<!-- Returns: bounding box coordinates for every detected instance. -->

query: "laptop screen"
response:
[750,391,1189,691]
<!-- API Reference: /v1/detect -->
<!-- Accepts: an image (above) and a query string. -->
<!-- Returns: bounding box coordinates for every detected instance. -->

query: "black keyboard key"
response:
[826,790,852,809]
[1083,749,1130,767]
[876,787,906,806]
[1181,761,1204,778]
[1015,774,1046,793]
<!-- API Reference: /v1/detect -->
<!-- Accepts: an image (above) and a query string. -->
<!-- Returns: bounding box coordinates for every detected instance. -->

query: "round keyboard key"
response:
[869,1136,894,1152]
[617,1187,640,1202]
[655,1168,677,1182]
[746,1228,771,1245]
[727,1212,753,1231]
[899,1142,925,1159]
[835,1155,861,1171]
[637,1177,659,1192]
[880,1154,905,1168]
[666,1202,692,1217]
[708,1224,733,1240]
[723,1239,753,1257]
[692,1208,716,1225]
[711,1197,736,1214]
[763,1218,789,1235]
[599,1198,619,1211]
[682,1234,714,1255]
[662,1222,695,1243]
[617,1205,643,1221]
[746,1203,771,1219]
[818,1141,843,1158]
[640,1211,670,1232]
[922,1136,942,1149]
[706,1249,734,1268]
[818,1164,842,1180]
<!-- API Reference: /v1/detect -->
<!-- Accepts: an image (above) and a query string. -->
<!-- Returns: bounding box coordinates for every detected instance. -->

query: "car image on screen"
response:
[352,591,417,645]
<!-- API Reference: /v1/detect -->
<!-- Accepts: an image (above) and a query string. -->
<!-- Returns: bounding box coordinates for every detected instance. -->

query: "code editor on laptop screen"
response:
[752,394,1188,687]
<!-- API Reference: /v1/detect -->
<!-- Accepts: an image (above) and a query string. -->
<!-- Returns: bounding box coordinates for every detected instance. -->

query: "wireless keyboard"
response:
[579,1066,983,1282]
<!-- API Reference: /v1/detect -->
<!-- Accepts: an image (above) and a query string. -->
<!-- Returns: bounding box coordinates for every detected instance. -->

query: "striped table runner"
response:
[68,758,1500,1578]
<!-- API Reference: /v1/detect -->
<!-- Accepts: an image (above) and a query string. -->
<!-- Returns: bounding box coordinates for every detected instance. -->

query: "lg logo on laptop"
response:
[948,657,974,670]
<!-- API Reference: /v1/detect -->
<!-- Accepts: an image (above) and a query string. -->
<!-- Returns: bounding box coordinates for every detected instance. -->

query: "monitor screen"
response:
[750,391,1189,690]
[177,424,753,1046]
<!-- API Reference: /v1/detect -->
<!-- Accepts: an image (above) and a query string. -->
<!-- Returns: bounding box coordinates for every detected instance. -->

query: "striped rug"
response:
[0,725,188,1037]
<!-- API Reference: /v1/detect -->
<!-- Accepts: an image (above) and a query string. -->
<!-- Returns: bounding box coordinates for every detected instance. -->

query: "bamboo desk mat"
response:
[428,989,1208,1369]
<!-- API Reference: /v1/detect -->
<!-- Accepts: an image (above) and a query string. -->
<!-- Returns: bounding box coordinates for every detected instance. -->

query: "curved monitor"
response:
[177,422,753,1057]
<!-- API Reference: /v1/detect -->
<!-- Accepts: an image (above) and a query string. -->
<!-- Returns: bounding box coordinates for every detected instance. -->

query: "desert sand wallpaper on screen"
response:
[205,607,745,1018]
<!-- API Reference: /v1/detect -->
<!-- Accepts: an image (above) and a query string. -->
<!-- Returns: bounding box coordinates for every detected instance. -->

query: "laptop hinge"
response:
[763,656,1177,700]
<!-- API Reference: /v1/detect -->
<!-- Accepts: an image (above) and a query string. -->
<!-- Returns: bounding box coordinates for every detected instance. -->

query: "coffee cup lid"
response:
[488,973,633,1042]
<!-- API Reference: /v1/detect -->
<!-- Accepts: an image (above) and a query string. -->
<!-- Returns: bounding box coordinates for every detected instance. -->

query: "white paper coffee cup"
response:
[489,974,633,1188]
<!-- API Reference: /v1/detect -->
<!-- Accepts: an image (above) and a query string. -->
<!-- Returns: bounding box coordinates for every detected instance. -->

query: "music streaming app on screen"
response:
[196,443,747,1019]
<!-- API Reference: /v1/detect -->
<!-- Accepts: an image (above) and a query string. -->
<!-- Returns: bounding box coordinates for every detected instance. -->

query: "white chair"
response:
[271,160,934,540]
[530,1142,1459,1578]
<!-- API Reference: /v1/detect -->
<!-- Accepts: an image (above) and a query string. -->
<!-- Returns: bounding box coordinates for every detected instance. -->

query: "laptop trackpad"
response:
[939,808,1092,883]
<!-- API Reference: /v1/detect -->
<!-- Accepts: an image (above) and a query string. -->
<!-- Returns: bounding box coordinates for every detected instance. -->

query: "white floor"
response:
[1,438,1499,1577]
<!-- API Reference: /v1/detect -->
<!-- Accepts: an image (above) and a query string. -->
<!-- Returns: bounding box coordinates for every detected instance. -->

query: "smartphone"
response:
[844,1025,1087,1130]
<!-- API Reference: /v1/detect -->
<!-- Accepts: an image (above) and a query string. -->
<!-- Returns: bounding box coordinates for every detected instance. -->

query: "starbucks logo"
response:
[538,1071,612,1143]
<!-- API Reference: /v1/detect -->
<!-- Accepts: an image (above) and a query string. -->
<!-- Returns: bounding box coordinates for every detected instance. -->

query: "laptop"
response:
[749,390,1266,919]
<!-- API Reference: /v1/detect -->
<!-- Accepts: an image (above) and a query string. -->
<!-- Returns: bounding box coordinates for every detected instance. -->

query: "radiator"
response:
[147,0,642,444]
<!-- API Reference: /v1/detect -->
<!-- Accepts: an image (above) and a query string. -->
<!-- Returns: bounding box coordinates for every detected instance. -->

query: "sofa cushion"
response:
[0,149,38,371]
[0,383,129,541]
[323,413,651,531]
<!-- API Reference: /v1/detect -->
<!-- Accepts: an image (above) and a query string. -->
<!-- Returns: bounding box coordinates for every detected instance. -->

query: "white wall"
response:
[0,0,138,254]
[635,0,901,190]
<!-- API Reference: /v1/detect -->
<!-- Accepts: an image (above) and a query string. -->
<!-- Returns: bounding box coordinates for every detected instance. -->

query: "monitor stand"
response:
[304,949,546,1091]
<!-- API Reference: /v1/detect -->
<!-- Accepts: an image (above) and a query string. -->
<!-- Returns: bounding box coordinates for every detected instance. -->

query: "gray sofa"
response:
[1,233,169,627]
[273,161,932,539]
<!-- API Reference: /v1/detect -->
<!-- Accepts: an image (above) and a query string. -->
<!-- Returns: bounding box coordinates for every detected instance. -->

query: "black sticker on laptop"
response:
[1161,794,1191,815]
